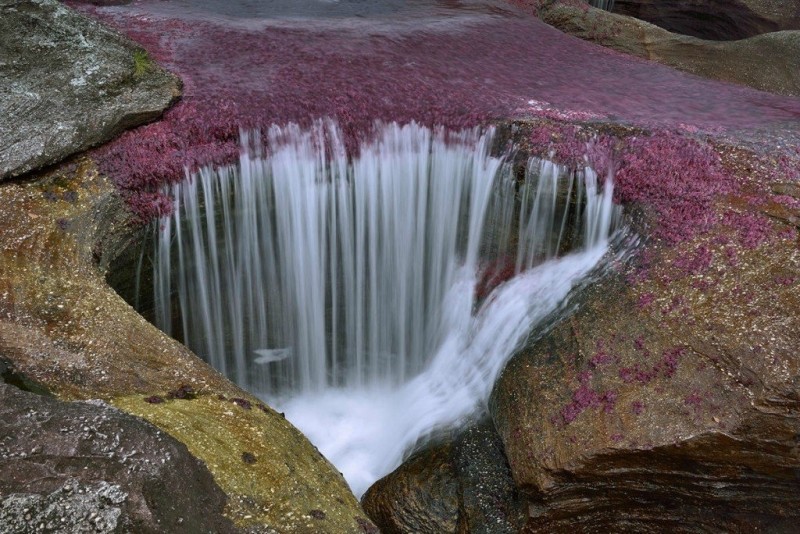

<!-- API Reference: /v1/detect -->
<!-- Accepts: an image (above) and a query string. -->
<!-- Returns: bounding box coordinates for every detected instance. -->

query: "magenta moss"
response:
[67,1,800,223]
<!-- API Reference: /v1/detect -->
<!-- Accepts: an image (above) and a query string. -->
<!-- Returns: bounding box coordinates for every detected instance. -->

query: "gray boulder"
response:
[0,382,237,533]
[0,0,180,180]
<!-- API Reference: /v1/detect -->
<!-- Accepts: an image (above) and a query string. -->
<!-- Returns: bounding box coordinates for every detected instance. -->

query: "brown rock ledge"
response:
[490,142,800,532]
[537,0,800,97]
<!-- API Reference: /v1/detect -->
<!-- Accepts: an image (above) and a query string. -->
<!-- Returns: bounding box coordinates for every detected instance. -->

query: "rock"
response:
[363,443,459,534]
[0,381,237,533]
[362,422,525,534]
[453,424,527,534]
[537,1,800,97]
[0,0,180,180]
[0,160,376,532]
[613,0,800,40]
[490,142,800,531]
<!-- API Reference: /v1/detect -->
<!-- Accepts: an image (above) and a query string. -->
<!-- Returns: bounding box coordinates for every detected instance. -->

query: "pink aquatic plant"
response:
[63,0,800,224]
[614,132,734,245]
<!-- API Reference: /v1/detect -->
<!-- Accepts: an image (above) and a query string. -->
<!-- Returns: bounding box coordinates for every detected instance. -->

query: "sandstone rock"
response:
[490,142,800,531]
[0,160,376,532]
[363,443,459,534]
[538,1,800,97]
[613,0,800,40]
[362,422,526,534]
[0,0,180,180]
[0,381,237,533]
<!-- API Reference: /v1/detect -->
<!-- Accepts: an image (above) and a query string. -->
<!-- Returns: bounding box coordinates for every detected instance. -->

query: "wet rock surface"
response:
[537,1,800,97]
[489,138,800,531]
[0,382,236,533]
[453,424,527,534]
[0,0,180,180]
[613,0,800,40]
[363,443,460,533]
[0,160,376,532]
[362,422,525,533]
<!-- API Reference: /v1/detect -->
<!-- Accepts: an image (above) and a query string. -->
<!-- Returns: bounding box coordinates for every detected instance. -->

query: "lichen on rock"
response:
[0,382,237,533]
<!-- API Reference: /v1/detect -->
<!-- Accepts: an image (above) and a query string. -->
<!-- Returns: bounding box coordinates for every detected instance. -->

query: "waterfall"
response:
[152,121,621,495]
[589,0,615,11]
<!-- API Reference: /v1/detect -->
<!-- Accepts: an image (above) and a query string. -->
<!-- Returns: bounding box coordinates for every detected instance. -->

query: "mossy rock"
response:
[0,160,375,532]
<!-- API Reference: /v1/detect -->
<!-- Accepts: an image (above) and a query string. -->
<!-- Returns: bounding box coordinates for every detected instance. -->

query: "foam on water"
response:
[153,121,621,495]
[272,246,608,496]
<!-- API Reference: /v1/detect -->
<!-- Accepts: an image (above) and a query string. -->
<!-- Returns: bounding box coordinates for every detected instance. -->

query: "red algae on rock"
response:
[66,0,800,221]
[525,123,740,245]
[614,133,734,244]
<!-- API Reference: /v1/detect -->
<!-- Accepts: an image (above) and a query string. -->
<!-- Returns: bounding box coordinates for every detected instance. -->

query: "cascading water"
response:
[589,0,615,11]
[152,121,621,495]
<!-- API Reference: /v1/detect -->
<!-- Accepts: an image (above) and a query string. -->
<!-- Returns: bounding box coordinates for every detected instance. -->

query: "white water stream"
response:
[153,122,620,496]
[589,0,616,11]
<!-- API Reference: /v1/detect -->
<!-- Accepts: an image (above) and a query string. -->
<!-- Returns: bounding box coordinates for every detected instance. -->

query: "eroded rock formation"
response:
[536,1,800,97]
[485,125,800,531]
[613,0,800,40]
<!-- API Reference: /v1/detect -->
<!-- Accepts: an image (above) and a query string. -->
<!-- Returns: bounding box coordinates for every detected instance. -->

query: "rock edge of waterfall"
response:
[362,119,800,532]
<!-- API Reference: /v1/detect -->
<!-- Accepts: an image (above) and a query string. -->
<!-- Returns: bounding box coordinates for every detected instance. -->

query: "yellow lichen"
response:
[112,394,369,532]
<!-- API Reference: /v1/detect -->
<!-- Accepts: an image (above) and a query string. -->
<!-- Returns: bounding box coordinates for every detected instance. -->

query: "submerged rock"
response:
[537,1,800,97]
[0,382,237,533]
[363,443,460,534]
[0,0,180,180]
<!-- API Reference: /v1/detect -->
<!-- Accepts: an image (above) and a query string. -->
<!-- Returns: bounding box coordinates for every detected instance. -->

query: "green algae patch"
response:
[133,49,153,78]
[112,393,372,533]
